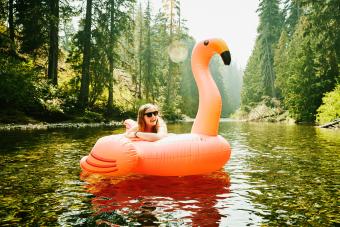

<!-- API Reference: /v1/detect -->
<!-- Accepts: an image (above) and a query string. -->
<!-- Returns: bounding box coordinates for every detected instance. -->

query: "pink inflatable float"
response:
[80,38,232,176]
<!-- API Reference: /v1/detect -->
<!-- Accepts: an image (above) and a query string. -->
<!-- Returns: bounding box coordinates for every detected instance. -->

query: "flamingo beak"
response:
[220,51,231,65]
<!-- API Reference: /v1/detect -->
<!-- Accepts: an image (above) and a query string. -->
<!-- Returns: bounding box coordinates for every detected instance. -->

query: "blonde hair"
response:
[137,103,160,132]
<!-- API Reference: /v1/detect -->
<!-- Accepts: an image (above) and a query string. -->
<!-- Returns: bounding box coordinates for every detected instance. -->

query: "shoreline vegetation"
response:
[0,121,122,131]
[2,110,339,131]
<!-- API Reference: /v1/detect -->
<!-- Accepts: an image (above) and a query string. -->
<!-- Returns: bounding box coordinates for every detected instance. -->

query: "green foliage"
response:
[257,0,284,97]
[76,110,105,123]
[273,29,289,99]
[242,0,339,123]
[0,0,7,25]
[275,16,338,122]
[221,62,243,116]
[0,56,43,112]
[316,84,340,124]
[282,0,302,37]
[241,0,284,112]
[15,0,49,54]
[38,84,75,120]
[158,86,183,121]
[241,40,264,109]
[179,38,198,117]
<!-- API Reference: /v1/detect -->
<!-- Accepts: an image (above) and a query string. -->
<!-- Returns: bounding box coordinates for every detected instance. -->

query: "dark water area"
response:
[0,122,339,226]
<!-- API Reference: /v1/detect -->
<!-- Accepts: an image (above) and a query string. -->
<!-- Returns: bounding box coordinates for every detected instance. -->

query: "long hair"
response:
[137,103,160,132]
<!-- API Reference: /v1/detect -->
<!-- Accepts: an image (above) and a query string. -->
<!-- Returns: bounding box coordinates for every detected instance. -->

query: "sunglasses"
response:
[144,111,159,117]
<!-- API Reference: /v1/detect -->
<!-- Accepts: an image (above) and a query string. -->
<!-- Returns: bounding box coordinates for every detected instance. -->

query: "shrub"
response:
[316,84,340,125]
[0,56,44,112]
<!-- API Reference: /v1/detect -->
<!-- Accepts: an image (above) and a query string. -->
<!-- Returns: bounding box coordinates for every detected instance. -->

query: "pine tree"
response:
[241,40,264,109]
[257,0,284,98]
[79,0,92,109]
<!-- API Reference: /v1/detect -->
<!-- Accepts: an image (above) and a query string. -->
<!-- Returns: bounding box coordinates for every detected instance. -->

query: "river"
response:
[0,121,339,226]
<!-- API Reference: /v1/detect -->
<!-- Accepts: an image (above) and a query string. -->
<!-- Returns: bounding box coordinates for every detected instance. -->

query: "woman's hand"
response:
[124,131,137,139]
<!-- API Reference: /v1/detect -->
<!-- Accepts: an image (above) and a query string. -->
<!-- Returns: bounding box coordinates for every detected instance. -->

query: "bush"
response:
[316,84,340,125]
[0,55,71,123]
[76,110,105,123]
[0,56,44,112]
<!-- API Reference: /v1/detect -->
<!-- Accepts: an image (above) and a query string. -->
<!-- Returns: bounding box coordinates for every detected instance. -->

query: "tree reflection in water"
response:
[81,170,231,226]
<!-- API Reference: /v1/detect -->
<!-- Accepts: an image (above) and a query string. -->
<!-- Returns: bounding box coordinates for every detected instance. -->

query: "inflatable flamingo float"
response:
[80,38,232,176]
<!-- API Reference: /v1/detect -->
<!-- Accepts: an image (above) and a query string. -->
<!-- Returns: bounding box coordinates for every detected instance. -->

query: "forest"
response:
[0,0,338,125]
[241,0,339,124]
[0,0,243,124]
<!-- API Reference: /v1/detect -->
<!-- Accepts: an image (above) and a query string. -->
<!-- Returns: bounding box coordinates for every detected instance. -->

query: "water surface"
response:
[0,122,339,226]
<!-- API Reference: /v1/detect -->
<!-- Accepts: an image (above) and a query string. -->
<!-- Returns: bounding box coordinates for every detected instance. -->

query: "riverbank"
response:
[231,104,340,129]
[1,108,338,131]
[0,121,123,131]
[231,103,295,124]
[0,117,193,131]
[0,108,127,131]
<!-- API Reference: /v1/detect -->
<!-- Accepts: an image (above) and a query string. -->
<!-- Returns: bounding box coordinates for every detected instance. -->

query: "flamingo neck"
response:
[191,46,222,136]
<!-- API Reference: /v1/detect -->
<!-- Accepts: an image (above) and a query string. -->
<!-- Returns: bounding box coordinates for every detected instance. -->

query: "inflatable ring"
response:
[80,38,232,176]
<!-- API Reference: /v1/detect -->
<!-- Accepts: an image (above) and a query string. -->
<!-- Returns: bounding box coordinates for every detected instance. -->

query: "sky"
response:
[149,0,260,69]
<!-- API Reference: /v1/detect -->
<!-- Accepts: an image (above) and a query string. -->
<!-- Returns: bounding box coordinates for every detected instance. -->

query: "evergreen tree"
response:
[47,0,59,86]
[8,0,14,42]
[162,0,180,107]
[241,40,264,110]
[15,0,48,56]
[142,0,153,101]
[257,0,284,97]
[79,0,92,109]
[282,0,301,37]
[273,0,339,122]
[274,29,289,99]
[134,3,143,99]
[279,18,320,121]
[179,38,197,117]
[223,62,243,115]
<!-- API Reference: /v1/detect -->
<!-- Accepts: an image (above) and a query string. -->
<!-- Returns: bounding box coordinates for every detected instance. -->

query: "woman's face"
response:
[143,107,159,127]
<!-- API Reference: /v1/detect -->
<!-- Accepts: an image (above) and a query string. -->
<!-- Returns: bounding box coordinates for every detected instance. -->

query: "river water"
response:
[0,121,339,226]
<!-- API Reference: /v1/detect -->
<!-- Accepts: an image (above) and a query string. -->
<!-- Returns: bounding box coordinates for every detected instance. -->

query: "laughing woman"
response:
[125,103,168,141]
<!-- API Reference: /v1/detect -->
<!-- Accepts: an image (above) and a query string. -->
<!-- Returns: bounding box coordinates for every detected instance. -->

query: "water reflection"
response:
[81,171,230,226]
[0,122,339,226]
[221,122,340,226]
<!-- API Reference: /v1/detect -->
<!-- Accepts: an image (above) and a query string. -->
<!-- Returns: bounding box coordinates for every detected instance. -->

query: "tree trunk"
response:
[138,11,143,99]
[166,0,174,106]
[79,0,92,109]
[107,0,115,111]
[8,0,15,42]
[145,2,151,101]
[47,0,59,86]
[264,37,275,97]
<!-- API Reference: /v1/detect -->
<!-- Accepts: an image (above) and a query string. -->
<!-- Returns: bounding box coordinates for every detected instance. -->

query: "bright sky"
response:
[149,0,260,69]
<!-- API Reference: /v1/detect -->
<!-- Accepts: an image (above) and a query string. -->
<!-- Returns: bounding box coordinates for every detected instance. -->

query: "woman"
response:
[125,103,168,141]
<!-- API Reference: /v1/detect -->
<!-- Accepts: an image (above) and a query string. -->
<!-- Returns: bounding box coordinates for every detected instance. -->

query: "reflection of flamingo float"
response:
[81,171,231,226]
[80,38,232,176]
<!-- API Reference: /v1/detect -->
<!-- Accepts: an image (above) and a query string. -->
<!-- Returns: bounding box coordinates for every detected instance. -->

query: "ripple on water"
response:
[0,123,339,226]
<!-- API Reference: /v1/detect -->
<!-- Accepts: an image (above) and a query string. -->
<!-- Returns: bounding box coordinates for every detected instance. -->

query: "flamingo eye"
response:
[204,40,209,46]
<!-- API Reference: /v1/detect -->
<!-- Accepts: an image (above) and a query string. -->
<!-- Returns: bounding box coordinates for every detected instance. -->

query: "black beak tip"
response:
[221,51,231,65]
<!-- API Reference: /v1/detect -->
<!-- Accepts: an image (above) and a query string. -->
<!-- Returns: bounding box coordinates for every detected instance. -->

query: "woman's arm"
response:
[134,131,164,142]
[127,119,168,142]
[126,125,138,133]
[125,130,166,142]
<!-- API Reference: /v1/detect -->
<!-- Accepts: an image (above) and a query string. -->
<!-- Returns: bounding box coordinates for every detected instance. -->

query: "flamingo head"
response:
[195,38,231,66]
